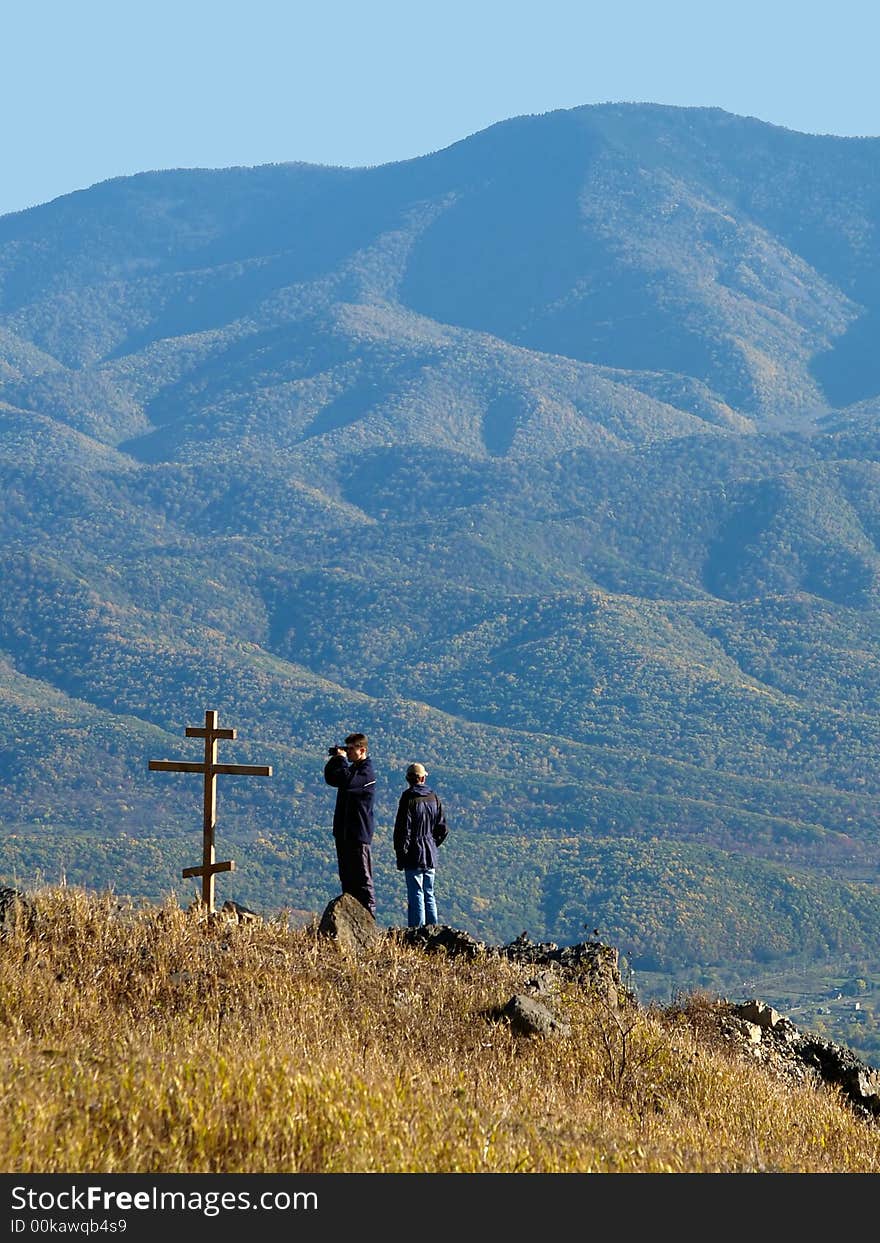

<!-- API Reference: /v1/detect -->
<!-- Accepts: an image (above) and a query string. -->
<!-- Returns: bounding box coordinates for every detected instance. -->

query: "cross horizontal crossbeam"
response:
[149,760,272,777]
[182,860,235,880]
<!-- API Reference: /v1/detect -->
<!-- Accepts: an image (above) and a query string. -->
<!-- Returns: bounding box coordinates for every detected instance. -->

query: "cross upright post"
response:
[148,709,272,912]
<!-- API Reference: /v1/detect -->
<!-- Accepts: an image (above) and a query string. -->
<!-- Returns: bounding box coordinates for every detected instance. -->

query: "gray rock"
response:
[796,1035,880,1118]
[218,900,261,925]
[734,1000,781,1029]
[493,993,571,1038]
[847,1067,880,1112]
[319,894,380,956]
[724,1016,763,1045]
[522,967,559,996]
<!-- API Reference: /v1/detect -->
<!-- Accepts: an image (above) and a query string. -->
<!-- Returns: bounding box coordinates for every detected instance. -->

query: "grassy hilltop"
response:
[1,885,878,1174]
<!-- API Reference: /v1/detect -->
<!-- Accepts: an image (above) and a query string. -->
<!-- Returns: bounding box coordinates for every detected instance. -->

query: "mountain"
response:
[2,103,880,1053]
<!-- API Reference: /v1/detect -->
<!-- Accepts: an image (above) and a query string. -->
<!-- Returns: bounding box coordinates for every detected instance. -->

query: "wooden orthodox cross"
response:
[148,709,272,912]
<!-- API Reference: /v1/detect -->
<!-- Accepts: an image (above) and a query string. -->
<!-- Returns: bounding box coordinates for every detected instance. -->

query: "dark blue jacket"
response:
[393,783,447,871]
[324,755,376,845]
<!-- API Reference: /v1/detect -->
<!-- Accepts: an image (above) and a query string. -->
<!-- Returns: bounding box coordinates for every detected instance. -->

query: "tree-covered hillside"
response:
[2,105,880,1039]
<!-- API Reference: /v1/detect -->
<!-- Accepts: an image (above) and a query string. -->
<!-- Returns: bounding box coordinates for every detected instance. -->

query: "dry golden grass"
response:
[1,885,878,1173]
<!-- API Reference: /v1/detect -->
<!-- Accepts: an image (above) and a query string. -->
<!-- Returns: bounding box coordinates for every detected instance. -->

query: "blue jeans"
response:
[404,868,438,927]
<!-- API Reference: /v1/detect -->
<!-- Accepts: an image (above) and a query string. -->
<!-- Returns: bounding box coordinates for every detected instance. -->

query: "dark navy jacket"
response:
[393,783,447,871]
[324,754,376,845]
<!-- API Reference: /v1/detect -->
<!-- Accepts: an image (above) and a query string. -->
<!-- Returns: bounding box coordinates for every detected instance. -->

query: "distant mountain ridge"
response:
[3,104,880,1057]
[3,103,880,442]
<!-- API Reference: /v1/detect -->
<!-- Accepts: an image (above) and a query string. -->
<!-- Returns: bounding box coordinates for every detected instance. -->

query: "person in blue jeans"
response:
[393,762,448,927]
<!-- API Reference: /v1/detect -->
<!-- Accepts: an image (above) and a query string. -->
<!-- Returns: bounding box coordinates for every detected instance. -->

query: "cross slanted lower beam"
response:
[148,709,272,912]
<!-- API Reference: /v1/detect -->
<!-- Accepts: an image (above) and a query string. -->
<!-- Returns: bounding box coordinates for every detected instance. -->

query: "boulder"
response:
[493,993,571,1038]
[319,893,381,956]
[734,1000,781,1029]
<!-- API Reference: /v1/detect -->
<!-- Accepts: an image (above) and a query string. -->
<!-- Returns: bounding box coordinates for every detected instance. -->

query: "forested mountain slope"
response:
[2,105,880,1053]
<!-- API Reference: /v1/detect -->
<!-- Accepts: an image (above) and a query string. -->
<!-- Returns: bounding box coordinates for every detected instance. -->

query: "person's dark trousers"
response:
[335,840,376,917]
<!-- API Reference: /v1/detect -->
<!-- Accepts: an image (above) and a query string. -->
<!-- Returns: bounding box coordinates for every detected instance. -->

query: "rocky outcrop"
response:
[390,925,625,1006]
[390,925,625,1040]
[393,924,486,959]
[717,999,880,1120]
[496,931,626,1009]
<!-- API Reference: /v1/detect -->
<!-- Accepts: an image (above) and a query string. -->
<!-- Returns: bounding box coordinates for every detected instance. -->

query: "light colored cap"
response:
[406,763,427,782]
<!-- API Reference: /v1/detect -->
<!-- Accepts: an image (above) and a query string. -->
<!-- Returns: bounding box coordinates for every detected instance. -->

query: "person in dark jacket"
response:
[324,732,377,917]
[393,762,448,927]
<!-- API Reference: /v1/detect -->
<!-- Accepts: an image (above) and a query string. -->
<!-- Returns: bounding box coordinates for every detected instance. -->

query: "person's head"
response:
[406,762,427,785]
[345,732,368,760]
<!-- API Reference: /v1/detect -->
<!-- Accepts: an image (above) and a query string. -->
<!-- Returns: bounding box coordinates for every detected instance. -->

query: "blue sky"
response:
[3,0,879,218]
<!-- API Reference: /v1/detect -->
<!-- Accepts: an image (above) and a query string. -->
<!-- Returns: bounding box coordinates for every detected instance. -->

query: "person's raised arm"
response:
[324,753,349,786]
[327,755,375,793]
